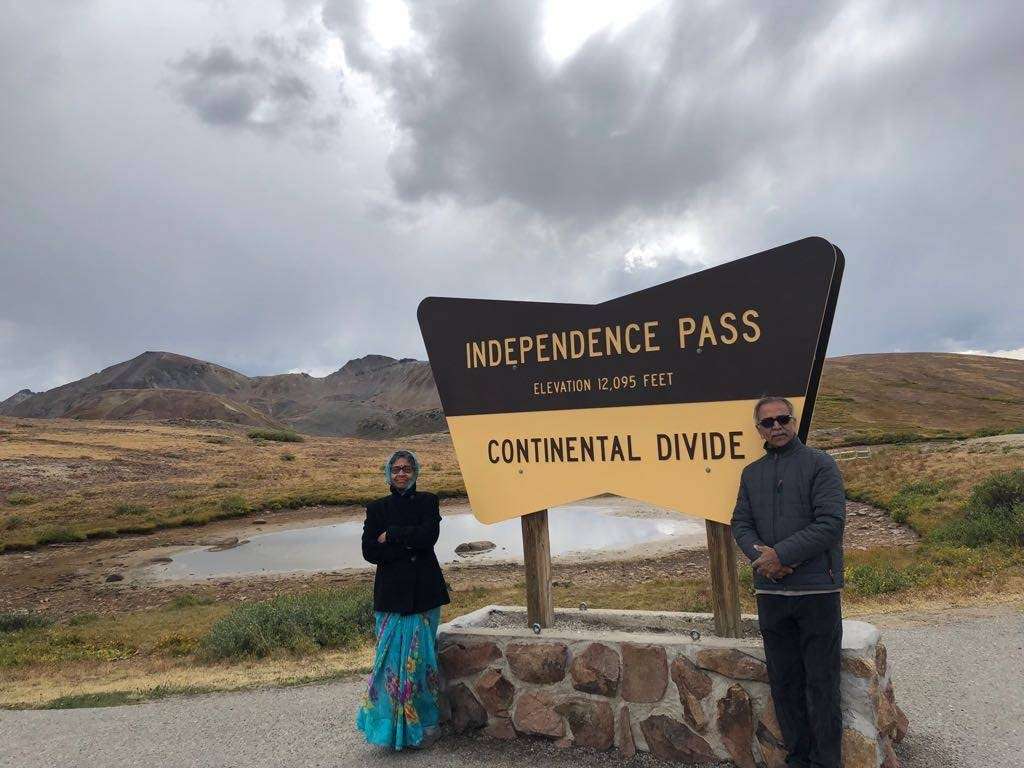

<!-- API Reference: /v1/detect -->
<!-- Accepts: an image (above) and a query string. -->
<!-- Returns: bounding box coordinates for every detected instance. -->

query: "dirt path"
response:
[1,604,1019,768]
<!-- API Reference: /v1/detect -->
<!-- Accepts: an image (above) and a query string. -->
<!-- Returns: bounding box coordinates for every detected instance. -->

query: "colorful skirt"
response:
[356,607,442,750]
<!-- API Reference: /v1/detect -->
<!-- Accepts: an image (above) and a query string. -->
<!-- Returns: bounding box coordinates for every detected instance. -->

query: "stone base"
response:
[438,606,907,767]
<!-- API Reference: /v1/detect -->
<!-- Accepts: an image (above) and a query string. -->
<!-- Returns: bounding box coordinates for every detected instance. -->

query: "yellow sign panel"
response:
[418,237,843,524]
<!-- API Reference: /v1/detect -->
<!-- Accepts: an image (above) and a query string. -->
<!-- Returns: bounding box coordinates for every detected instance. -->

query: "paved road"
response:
[1,607,1021,768]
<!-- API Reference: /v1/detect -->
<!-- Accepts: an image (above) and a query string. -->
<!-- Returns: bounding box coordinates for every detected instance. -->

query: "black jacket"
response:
[731,436,846,592]
[361,486,451,615]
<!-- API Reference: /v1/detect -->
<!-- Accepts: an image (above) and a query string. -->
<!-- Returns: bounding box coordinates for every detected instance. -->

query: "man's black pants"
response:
[757,591,843,768]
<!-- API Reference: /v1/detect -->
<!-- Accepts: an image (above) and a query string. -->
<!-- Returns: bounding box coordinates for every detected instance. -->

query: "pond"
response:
[143,498,705,580]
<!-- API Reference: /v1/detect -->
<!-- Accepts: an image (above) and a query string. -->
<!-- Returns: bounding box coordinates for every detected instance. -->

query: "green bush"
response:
[36,526,87,545]
[929,470,1024,548]
[113,504,150,517]
[0,611,53,633]
[6,493,39,506]
[197,588,374,661]
[889,480,950,526]
[845,562,914,596]
[169,594,215,609]
[3,515,25,530]
[247,429,304,443]
[217,495,251,516]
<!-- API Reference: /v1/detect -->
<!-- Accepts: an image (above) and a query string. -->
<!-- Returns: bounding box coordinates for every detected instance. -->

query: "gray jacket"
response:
[731,436,845,592]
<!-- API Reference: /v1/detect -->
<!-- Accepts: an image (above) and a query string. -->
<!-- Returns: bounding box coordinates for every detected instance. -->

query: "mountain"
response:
[2,350,1021,443]
[0,351,443,437]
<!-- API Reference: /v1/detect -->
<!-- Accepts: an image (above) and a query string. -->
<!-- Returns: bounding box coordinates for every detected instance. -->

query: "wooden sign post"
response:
[521,509,554,627]
[705,520,741,638]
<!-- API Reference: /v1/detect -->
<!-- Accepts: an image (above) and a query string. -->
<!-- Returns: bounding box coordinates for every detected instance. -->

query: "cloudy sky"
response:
[1,0,1021,398]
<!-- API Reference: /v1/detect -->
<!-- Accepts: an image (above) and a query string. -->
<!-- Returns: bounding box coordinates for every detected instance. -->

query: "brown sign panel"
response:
[418,237,844,524]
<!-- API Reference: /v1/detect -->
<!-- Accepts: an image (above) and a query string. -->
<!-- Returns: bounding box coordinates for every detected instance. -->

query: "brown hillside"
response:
[811,352,1024,446]
[63,389,286,429]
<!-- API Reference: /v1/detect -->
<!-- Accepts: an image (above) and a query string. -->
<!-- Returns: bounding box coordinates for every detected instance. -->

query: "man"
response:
[732,396,846,768]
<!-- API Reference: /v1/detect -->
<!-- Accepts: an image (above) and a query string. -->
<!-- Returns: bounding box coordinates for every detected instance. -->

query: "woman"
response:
[356,449,450,750]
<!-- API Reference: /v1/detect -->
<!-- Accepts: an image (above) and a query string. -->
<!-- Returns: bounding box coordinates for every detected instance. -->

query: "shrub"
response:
[247,429,304,443]
[846,562,915,596]
[197,588,373,661]
[6,493,39,506]
[217,495,250,517]
[169,594,215,609]
[113,504,150,517]
[0,610,53,632]
[3,515,25,530]
[889,480,950,526]
[36,526,87,545]
[281,453,296,462]
[929,470,1024,548]
[204,436,231,445]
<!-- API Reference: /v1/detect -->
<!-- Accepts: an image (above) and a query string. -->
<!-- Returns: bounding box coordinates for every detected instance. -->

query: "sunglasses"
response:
[758,414,795,429]
[391,465,415,475]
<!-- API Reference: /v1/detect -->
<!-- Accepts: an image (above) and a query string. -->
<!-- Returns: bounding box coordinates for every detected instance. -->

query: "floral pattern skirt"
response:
[356,607,442,750]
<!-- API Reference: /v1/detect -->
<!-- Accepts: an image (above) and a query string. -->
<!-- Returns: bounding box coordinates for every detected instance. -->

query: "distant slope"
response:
[63,389,286,429]
[811,352,1024,446]
[3,351,1020,443]
[1,351,442,438]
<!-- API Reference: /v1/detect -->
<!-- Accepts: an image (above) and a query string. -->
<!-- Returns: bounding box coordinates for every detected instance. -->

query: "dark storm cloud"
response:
[171,40,336,137]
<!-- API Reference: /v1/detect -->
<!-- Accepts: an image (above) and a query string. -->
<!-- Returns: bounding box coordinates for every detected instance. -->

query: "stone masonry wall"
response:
[438,607,908,768]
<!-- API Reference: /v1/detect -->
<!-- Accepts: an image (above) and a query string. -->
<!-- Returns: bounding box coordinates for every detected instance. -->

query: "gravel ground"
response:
[0,606,1020,768]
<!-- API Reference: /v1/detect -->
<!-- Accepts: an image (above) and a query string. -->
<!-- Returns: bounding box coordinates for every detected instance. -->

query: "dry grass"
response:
[838,442,1024,534]
[0,417,462,551]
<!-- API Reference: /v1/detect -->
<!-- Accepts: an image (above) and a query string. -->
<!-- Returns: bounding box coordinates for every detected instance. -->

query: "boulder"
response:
[717,684,756,768]
[842,654,876,679]
[570,643,621,697]
[617,705,636,759]
[621,643,668,702]
[474,668,514,717]
[841,728,879,768]
[438,641,502,680]
[639,714,716,763]
[695,648,769,682]
[506,642,569,684]
[756,722,789,768]
[455,541,496,555]
[484,717,516,740]
[875,643,888,677]
[448,683,487,732]
[555,699,614,750]
[513,691,564,738]
[670,655,713,731]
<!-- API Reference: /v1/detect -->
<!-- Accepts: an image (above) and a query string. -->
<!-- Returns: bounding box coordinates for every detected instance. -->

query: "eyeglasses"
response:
[391,465,414,475]
[757,414,795,429]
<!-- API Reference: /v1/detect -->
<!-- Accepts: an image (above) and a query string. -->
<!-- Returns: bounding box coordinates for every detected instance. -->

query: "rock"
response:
[842,654,876,679]
[208,537,245,551]
[639,714,716,763]
[252,519,267,525]
[148,557,173,564]
[756,722,789,768]
[878,681,909,744]
[483,717,516,740]
[105,573,124,582]
[717,684,756,768]
[448,683,487,732]
[618,705,636,758]
[506,642,569,684]
[455,540,496,555]
[513,691,564,738]
[555,699,614,750]
[882,736,901,768]
[621,643,668,702]
[695,648,769,682]
[474,668,514,717]
[553,736,573,749]
[759,697,784,742]
[438,642,502,680]
[841,728,879,768]
[670,655,712,730]
[570,642,621,696]
[876,643,888,677]
[671,655,713,698]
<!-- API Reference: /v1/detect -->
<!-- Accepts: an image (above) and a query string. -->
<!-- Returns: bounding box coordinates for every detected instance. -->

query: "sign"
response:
[418,237,844,524]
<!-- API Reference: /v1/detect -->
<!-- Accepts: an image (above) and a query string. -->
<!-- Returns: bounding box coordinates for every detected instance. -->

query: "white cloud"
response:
[957,347,1024,361]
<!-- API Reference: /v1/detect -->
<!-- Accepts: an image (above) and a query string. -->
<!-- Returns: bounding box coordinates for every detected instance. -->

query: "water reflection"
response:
[146,501,704,580]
